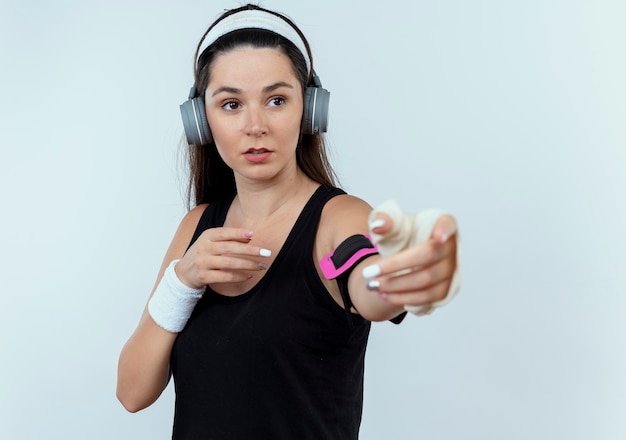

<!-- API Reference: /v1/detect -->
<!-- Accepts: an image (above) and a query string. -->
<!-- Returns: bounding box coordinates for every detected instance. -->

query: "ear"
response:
[180,87,213,145]
[301,73,330,135]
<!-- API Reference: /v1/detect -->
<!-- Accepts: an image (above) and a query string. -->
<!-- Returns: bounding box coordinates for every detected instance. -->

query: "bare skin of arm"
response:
[116,204,273,412]
[116,205,206,412]
[118,190,457,411]
[316,195,457,322]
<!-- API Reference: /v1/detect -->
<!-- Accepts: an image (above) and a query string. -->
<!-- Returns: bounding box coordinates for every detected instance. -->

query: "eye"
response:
[221,101,240,111]
[268,97,285,107]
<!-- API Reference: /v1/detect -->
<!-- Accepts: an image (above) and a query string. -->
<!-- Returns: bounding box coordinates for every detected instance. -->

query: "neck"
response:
[233,171,318,229]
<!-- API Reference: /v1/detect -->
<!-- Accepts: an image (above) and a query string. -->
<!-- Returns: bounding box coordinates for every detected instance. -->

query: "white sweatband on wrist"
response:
[147,259,205,333]
[368,200,462,316]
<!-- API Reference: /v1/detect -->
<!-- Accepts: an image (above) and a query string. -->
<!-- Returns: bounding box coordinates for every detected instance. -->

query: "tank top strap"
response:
[279,185,346,254]
[297,185,345,233]
[187,187,343,251]
[188,194,236,248]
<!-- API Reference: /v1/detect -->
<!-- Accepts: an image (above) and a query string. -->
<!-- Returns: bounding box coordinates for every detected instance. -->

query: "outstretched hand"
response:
[364,213,458,310]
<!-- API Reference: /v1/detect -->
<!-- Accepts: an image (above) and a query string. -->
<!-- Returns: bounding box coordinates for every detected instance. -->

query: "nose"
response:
[245,105,268,137]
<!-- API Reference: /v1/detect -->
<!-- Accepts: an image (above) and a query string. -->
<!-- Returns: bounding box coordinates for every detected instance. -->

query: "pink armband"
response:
[320,234,378,280]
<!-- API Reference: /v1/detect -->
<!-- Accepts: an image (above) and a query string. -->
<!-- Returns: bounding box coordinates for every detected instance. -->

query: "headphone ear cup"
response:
[180,96,212,145]
[302,85,330,135]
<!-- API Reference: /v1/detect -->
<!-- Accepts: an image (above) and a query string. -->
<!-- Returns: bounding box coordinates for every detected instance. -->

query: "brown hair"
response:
[184,4,338,208]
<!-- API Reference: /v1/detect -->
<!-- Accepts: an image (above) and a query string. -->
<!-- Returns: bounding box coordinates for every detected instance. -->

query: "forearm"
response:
[116,309,177,413]
[116,206,208,412]
[348,257,405,322]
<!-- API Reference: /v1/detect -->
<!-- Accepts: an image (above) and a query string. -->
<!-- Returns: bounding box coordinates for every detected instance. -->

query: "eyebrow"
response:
[211,81,294,97]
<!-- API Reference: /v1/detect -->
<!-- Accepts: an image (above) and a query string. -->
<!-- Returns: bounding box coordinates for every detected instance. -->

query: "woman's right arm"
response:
[116,204,272,412]
[116,204,207,413]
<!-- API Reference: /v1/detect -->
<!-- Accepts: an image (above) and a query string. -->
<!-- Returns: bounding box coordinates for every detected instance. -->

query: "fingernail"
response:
[244,230,254,239]
[260,248,272,257]
[366,280,380,291]
[378,292,389,300]
[258,263,268,270]
[369,219,385,230]
[362,264,381,278]
[440,232,449,243]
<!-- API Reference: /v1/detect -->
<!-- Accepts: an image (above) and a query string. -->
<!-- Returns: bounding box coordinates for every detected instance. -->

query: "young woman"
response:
[117,4,460,439]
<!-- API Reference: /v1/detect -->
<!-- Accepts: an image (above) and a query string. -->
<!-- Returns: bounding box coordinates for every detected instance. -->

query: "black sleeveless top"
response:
[170,186,371,440]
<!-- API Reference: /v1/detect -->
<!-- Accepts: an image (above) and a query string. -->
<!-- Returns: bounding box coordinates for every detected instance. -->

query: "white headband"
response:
[197,9,312,75]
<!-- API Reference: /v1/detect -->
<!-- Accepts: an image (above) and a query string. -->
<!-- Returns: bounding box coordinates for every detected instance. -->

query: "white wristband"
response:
[368,200,462,316]
[148,259,205,333]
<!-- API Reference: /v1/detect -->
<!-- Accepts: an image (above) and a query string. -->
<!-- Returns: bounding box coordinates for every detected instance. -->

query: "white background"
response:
[1,0,624,438]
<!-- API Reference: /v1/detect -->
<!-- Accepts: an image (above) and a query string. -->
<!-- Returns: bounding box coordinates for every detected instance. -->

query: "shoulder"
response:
[319,193,373,249]
[163,203,210,260]
[180,203,210,231]
[323,193,372,217]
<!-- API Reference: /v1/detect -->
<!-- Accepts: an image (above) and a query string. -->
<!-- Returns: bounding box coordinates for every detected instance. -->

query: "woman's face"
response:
[204,46,304,184]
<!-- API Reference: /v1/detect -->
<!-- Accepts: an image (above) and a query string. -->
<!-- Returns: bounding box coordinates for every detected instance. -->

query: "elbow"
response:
[117,391,140,413]
[354,301,405,323]
[116,361,170,413]
[116,386,151,413]
[360,309,398,323]
[121,403,142,414]
[117,394,146,414]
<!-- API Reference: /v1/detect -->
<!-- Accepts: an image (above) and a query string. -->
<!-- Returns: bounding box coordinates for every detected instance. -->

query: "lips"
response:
[245,148,269,154]
[244,148,272,163]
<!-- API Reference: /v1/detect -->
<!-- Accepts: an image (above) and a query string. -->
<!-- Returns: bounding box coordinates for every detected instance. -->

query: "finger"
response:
[362,239,454,279]
[209,241,272,258]
[193,255,269,285]
[202,227,256,243]
[200,269,254,285]
[368,212,393,234]
[377,278,451,306]
[368,257,455,295]
[202,255,270,272]
[431,214,457,244]
[197,228,272,258]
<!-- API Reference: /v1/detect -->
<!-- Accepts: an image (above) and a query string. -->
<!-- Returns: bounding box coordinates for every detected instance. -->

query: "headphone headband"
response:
[197,9,312,75]
[181,8,329,146]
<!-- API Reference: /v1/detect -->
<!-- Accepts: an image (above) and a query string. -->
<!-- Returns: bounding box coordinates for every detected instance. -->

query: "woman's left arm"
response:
[351,211,458,321]
[318,195,459,322]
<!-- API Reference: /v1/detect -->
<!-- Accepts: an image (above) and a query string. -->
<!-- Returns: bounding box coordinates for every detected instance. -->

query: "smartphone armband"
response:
[320,234,378,280]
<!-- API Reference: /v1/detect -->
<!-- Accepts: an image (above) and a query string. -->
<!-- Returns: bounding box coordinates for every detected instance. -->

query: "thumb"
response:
[431,214,458,244]
[368,212,394,235]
